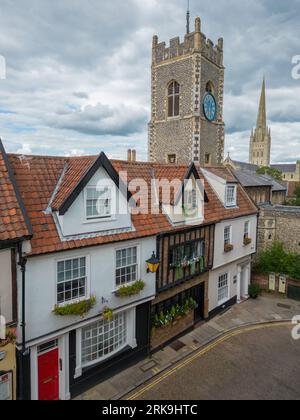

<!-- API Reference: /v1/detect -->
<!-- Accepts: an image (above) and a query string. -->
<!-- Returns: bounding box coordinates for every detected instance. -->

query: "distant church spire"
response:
[186,0,190,34]
[256,77,267,130]
[249,77,271,167]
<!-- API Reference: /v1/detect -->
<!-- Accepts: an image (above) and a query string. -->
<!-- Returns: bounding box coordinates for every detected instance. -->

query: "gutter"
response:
[17,241,28,400]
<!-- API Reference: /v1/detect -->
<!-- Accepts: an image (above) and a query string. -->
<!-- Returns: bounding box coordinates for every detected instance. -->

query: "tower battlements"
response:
[152,18,223,67]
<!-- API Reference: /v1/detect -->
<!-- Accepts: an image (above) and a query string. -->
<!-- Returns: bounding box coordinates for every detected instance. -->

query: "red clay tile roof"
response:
[203,166,238,183]
[5,151,257,257]
[0,141,32,243]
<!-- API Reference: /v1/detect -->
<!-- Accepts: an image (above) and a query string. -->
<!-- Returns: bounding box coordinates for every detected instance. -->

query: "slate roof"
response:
[0,140,32,243]
[271,164,296,173]
[1,148,257,257]
[230,160,259,172]
[233,170,273,188]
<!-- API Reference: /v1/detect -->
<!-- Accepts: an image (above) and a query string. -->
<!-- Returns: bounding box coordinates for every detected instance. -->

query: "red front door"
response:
[38,348,59,401]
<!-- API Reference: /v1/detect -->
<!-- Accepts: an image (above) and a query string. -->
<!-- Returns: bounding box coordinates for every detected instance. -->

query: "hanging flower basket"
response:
[0,329,17,348]
[103,307,114,322]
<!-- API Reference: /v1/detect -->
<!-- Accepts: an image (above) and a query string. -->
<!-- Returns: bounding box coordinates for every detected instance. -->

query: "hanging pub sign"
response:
[269,273,276,291]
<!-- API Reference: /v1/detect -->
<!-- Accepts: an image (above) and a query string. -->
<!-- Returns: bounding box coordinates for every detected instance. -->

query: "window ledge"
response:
[54,296,88,309]
[83,217,116,225]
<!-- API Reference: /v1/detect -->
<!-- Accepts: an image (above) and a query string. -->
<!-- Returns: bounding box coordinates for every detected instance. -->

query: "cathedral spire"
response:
[256,77,267,130]
[249,77,271,167]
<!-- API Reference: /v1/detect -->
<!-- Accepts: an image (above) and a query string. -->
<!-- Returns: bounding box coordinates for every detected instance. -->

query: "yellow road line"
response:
[127,321,290,400]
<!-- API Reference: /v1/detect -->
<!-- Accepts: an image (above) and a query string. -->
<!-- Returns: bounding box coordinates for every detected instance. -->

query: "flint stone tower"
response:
[148,17,225,166]
[249,78,271,167]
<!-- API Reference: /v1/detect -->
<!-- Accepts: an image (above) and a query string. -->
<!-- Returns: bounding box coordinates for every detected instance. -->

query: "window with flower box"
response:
[116,247,138,287]
[170,239,205,281]
[57,257,87,305]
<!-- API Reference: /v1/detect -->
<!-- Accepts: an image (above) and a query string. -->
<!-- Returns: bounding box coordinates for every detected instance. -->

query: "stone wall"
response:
[258,205,300,254]
[149,18,225,166]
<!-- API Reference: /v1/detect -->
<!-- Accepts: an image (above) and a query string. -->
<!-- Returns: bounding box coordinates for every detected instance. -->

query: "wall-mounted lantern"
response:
[146,252,160,274]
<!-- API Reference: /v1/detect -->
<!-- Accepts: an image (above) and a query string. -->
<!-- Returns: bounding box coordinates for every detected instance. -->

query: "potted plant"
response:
[248,283,262,299]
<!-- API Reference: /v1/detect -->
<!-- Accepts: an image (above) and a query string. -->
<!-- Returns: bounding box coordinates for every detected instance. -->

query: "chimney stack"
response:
[127,149,132,161]
[132,149,137,162]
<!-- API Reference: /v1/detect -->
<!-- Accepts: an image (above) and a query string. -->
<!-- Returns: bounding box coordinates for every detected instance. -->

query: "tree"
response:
[254,242,300,280]
[294,186,300,199]
[256,166,283,181]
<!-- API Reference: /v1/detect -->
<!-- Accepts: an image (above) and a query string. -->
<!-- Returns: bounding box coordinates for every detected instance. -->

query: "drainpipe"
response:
[17,242,28,400]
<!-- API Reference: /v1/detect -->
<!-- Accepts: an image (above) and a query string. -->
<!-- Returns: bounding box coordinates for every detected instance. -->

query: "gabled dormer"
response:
[202,168,238,209]
[160,163,207,226]
[49,153,133,239]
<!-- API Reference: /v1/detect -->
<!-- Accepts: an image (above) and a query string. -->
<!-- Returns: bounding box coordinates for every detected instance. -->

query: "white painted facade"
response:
[20,236,156,400]
[209,214,257,313]
[0,249,13,324]
[17,165,157,400]
[55,167,132,238]
[19,237,156,343]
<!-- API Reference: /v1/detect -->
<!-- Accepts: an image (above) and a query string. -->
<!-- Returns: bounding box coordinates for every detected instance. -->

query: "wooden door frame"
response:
[30,335,68,401]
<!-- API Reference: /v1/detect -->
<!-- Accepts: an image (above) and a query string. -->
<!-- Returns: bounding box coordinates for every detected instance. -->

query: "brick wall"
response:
[252,272,300,296]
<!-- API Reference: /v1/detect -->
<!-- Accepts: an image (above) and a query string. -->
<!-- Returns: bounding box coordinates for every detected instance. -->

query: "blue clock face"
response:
[203,93,217,122]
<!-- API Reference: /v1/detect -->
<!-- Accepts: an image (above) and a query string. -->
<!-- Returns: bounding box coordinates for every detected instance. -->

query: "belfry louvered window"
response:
[168,81,180,117]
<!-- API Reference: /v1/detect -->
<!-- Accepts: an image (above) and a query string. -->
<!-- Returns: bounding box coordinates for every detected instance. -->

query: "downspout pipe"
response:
[17,242,28,400]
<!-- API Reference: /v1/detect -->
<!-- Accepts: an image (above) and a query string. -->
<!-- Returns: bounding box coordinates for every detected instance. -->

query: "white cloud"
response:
[0,0,299,164]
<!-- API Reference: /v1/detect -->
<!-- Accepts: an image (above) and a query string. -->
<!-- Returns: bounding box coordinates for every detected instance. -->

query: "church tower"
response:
[148,16,225,166]
[249,78,271,167]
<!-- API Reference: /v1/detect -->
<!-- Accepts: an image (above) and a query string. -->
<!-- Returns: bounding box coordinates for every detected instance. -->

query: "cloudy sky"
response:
[0,0,299,163]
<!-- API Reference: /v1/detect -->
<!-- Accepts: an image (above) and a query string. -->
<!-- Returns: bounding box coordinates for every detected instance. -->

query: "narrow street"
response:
[128,324,300,401]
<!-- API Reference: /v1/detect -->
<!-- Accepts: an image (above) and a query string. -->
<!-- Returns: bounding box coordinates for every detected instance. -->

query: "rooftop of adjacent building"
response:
[0,140,257,256]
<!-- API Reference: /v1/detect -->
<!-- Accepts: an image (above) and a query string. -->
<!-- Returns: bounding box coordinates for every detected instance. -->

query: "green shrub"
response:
[254,242,300,281]
[116,280,145,298]
[53,296,96,317]
[249,284,262,299]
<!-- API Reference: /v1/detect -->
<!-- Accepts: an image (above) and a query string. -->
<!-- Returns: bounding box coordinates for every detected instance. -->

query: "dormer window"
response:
[186,189,197,210]
[225,185,237,208]
[86,186,112,219]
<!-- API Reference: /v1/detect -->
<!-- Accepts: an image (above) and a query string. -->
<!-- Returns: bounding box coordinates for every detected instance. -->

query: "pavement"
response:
[133,324,300,400]
[75,293,300,400]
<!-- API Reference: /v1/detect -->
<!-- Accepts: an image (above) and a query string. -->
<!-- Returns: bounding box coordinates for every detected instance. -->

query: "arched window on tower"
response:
[205,81,215,95]
[168,81,180,118]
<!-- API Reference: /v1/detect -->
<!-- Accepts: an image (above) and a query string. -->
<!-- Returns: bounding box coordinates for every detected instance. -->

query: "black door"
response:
[288,285,300,301]
[192,283,205,322]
